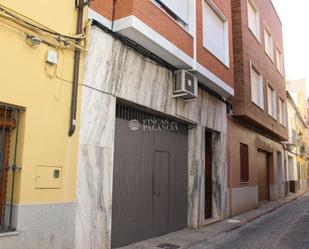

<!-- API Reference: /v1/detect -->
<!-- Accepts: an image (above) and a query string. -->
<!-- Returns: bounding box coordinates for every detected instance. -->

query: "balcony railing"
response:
[0,103,23,232]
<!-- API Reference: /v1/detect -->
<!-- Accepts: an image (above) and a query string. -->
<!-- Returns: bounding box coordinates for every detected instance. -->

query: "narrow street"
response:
[192,194,309,249]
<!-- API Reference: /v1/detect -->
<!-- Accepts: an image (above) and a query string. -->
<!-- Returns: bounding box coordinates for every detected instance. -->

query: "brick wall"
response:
[231,0,288,140]
[91,0,193,57]
[90,0,235,88]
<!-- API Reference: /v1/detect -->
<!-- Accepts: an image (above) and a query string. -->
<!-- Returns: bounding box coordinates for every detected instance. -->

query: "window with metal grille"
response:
[0,103,24,232]
[240,143,249,183]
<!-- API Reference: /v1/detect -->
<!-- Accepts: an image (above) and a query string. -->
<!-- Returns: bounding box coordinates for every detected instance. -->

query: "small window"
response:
[247,0,260,41]
[264,28,273,60]
[276,49,284,74]
[203,0,229,66]
[279,98,286,126]
[250,63,264,109]
[240,143,249,183]
[267,84,276,118]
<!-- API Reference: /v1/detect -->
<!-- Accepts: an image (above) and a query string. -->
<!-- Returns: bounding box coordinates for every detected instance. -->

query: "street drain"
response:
[157,243,180,249]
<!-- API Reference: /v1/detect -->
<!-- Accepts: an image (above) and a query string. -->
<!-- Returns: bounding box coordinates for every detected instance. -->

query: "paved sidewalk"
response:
[117,191,309,249]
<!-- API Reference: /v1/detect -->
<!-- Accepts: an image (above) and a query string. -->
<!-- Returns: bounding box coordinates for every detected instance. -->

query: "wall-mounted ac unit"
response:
[173,70,198,101]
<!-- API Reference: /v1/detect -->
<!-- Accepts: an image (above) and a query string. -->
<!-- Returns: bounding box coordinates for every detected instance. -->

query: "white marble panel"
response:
[77,26,229,249]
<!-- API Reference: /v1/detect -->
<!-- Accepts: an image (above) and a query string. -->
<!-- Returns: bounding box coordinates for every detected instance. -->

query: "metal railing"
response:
[0,103,23,232]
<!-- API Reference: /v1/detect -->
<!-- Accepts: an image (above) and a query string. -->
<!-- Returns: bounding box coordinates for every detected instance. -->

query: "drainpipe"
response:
[68,0,85,137]
[111,0,116,31]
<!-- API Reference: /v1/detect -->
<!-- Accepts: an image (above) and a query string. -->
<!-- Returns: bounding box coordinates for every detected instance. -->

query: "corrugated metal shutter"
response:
[112,104,188,248]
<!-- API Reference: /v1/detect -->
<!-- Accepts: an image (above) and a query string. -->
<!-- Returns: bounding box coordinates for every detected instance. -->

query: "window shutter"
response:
[248,3,256,32]
[204,2,226,63]
[160,0,189,23]
[251,67,259,105]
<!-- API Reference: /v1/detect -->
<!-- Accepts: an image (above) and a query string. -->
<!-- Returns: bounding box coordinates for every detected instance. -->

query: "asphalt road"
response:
[192,194,309,249]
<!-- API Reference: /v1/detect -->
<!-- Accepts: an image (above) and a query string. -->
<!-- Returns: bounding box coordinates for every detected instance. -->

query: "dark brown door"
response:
[112,104,188,248]
[204,131,212,219]
[257,151,269,202]
[153,151,169,236]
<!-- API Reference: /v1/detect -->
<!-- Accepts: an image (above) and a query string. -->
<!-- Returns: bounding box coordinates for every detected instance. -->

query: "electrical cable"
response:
[0,4,89,51]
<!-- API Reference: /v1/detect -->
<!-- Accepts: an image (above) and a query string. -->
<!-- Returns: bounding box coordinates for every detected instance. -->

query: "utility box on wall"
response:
[35,166,62,189]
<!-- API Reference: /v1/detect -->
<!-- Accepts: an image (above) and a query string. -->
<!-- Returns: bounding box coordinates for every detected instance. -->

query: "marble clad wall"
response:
[76,26,228,249]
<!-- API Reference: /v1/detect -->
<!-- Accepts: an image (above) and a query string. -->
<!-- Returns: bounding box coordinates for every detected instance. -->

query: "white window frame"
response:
[267,83,277,119]
[203,0,230,67]
[250,62,264,109]
[247,0,261,42]
[276,48,284,75]
[264,26,274,61]
[279,97,286,126]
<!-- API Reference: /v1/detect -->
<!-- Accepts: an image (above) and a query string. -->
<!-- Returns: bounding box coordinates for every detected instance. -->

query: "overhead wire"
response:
[0,3,89,51]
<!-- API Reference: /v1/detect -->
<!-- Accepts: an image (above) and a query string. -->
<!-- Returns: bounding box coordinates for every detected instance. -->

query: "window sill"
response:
[0,231,19,238]
[240,181,250,185]
[276,68,285,79]
[268,113,277,121]
[265,51,274,64]
[251,100,264,111]
[150,0,193,37]
[202,46,230,69]
[248,27,261,44]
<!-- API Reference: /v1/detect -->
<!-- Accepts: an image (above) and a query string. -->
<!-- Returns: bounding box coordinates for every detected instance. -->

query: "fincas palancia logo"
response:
[129,118,178,131]
[128,119,140,131]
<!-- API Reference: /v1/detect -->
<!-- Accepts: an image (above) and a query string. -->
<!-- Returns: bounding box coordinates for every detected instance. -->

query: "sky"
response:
[271,0,309,95]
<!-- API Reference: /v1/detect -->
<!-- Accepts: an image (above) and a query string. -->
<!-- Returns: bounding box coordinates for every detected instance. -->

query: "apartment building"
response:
[285,92,308,194]
[228,0,288,215]
[78,0,234,248]
[0,1,87,249]
[287,79,308,120]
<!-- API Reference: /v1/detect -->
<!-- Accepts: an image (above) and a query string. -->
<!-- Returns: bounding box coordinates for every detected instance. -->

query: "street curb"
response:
[185,191,308,249]
[225,192,307,233]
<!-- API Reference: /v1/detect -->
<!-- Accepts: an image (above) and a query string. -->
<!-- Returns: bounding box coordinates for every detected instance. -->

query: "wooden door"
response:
[257,151,269,202]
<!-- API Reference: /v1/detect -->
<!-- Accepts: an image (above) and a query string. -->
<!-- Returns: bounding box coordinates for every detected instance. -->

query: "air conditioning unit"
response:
[173,70,198,101]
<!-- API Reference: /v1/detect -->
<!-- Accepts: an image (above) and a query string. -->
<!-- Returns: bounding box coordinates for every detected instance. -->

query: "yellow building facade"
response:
[285,92,309,194]
[0,1,88,248]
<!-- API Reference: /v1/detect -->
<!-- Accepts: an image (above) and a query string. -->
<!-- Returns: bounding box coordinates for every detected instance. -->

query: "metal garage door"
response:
[111,104,188,248]
[257,151,269,202]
